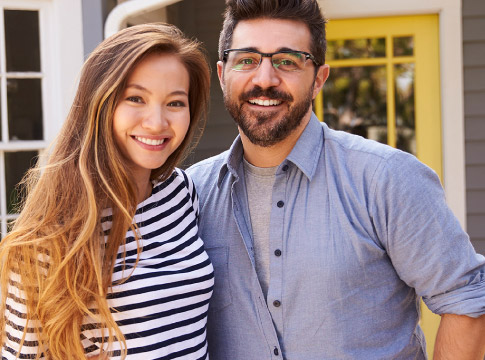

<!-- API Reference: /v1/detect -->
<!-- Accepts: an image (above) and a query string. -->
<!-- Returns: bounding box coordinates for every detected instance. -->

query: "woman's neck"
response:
[134,173,152,204]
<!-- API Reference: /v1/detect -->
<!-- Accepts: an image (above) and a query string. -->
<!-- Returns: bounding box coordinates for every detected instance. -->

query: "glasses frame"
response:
[222,48,321,72]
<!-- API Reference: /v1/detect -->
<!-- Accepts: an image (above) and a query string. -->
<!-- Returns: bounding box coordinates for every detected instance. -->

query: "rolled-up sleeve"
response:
[371,151,485,318]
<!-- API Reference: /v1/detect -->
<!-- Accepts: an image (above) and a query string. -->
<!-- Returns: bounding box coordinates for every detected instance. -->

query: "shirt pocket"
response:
[205,245,232,311]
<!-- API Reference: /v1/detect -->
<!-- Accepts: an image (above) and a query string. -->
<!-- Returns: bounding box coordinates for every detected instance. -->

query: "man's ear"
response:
[217,61,225,90]
[312,64,330,99]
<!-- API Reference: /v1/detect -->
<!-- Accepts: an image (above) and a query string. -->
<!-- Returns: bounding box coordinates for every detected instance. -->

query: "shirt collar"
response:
[217,112,324,186]
[217,135,244,187]
[286,113,324,181]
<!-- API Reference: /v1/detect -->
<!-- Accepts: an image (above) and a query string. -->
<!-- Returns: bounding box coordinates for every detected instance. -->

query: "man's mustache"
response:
[239,86,293,102]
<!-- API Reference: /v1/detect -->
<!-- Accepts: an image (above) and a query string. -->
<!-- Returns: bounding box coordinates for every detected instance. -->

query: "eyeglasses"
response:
[222,49,320,72]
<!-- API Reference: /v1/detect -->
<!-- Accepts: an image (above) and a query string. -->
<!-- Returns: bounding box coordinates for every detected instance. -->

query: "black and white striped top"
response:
[2,169,214,359]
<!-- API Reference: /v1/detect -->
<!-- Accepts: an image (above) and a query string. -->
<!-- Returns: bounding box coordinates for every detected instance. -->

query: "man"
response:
[187,0,485,358]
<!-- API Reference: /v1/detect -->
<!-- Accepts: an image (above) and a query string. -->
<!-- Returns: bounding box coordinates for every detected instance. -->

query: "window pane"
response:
[4,10,41,72]
[1,220,16,240]
[327,38,386,61]
[395,64,416,154]
[7,78,43,140]
[5,151,38,214]
[393,36,414,57]
[7,219,14,233]
[323,66,388,144]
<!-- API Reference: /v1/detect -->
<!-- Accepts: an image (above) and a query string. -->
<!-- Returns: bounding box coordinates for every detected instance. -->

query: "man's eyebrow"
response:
[233,47,301,53]
[233,47,259,52]
[277,47,300,53]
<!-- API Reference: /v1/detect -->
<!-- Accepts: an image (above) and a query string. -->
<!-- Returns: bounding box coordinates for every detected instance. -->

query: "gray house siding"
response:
[167,0,238,166]
[463,0,485,254]
[82,0,116,58]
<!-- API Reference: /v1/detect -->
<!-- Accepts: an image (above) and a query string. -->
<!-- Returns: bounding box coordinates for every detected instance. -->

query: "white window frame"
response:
[0,0,84,237]
[320,0,466,227]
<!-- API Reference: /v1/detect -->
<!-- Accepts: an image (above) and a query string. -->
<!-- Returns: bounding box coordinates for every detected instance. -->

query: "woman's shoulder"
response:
[151,168,196,199]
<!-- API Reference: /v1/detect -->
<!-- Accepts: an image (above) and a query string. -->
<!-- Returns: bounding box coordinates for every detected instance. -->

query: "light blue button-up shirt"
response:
[187,113,485,360]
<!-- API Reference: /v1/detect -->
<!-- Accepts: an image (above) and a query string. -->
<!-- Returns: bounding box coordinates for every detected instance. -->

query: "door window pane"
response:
[395,64,416,154]
[323,66,388,144]
[7,78,43,140]
[327,38,386,61]
[393,36,414,57]
[5,151,37,214]
[4,10,41,72]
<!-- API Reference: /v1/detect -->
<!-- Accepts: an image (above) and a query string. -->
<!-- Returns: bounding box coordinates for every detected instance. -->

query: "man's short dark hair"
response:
[219,0,327,66]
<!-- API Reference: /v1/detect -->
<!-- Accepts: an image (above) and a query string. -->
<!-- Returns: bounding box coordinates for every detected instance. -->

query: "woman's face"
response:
[113,52,190,181]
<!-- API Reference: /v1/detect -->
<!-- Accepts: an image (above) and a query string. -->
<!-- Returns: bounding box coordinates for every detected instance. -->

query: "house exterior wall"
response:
[463,0,485,254]
[82,0,116,57]
[166,0,237,166]
[51,0,85,135]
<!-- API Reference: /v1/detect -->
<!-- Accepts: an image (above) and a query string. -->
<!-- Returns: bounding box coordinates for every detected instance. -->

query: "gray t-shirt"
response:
[243,157,277,299]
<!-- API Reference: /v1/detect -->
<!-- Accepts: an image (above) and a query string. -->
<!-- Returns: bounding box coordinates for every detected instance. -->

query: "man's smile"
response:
[248,99,282,106]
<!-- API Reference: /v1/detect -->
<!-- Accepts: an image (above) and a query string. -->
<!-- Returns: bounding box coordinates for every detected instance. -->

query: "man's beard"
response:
[223,85,314,147]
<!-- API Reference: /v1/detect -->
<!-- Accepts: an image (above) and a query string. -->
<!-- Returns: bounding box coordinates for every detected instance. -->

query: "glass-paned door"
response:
[315,15,441,176]
[314,15,442,358]
[0,5,46,239]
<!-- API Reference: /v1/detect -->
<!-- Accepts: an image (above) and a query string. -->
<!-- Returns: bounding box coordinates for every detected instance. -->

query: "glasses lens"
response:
[228,51,261,71]
[272,52,306,72]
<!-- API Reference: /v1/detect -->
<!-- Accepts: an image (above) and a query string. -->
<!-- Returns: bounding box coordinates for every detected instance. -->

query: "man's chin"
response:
[243,109,284,125]
[239,121,291,147]
[241,132,279,147]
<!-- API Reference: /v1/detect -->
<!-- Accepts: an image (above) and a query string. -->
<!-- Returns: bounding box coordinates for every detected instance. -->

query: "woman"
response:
[0,23,213,359]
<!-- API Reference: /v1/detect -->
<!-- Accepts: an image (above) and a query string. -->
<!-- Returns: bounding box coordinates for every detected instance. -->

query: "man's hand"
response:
[434,313,485,360]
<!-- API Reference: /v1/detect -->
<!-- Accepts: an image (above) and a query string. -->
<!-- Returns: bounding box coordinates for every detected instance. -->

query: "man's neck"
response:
[240,114,311,168]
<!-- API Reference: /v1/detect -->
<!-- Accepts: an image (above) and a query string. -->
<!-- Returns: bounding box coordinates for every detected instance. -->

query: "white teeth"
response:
[249,99,281,106]
[135,136,165,145]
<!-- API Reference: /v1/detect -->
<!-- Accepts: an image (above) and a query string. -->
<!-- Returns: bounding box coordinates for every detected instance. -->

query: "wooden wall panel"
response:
[463,0,485,252]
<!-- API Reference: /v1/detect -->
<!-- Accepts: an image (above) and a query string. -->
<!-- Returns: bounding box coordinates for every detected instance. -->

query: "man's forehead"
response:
[231,18,312,53]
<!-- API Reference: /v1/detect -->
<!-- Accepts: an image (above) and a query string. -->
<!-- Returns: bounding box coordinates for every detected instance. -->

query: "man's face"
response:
[217,18,328,147]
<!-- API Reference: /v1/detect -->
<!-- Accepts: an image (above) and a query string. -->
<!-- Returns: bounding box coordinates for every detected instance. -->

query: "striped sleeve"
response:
[2,272,44,360]
[176,169,199,220]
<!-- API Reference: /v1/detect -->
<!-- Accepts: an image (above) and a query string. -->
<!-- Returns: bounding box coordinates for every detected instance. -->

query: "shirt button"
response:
[277,200,284,208]
[282,164,289,171]
[274,347,279,356]
[274,249,282,257]
[273,300,281,307]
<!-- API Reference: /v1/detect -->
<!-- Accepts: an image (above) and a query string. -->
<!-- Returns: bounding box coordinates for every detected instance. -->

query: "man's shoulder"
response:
[322,124,398,162]
[186,150,230,185]
[321,124,428,181]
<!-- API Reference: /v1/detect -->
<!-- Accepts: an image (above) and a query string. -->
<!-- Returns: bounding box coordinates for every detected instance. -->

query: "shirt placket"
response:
[266,162,289,350]
[231,169,283,359]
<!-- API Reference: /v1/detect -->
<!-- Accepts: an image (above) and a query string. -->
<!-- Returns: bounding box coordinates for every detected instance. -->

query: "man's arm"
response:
[434,313,485,360]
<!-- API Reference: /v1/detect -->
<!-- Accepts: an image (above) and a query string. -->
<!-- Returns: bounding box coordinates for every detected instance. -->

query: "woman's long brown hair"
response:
[0,23,210,359]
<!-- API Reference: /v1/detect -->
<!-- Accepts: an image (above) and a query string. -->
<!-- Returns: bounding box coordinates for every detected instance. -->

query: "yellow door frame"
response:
[315,15,442,357]
[316,15,441,175]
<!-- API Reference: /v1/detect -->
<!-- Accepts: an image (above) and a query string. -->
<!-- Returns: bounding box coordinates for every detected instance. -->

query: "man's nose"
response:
[251,57,281,89]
